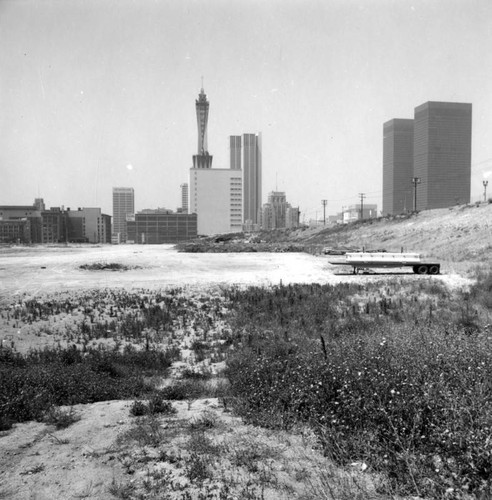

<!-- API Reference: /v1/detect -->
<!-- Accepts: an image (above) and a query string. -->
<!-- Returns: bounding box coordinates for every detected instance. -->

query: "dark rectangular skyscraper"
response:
[414,102,472,210]
[383,119,414,215]
[242,133,262,224]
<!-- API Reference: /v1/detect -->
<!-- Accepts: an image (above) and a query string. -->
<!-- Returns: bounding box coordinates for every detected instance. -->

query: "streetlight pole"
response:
[321,200,327,225]
[483,180,489,202]
[412,177,421,212]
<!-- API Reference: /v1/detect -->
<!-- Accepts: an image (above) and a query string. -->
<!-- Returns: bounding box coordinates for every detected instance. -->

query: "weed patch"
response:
[0,345,177,429]
[225,277,492,498]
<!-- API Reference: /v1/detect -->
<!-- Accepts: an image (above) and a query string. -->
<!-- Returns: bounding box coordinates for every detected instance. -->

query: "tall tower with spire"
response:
[193,82,213,169]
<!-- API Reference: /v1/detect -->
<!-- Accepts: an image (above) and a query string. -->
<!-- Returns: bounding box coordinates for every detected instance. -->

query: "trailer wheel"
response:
[417,265,429,275]
[429,265,440,275]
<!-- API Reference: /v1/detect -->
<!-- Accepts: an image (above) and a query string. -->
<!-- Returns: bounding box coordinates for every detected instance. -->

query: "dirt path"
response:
[0,400,132,500]
[0,398,383,500]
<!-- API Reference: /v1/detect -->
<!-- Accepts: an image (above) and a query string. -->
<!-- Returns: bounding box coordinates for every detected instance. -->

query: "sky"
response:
[1,0,492,221]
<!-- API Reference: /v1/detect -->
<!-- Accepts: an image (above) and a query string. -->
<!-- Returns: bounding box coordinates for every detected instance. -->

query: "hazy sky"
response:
[1,0,492,220]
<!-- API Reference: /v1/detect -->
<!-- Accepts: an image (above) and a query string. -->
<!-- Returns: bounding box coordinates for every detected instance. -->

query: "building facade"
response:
[414,102,472,210]
[0,219,32,244]
[382,119,414,215]
[112,187,135,243]
[180,183,189,214]
[126,211,197,244]
[258,191,299,230]
[343,204,378,223]
[0,200,110,244]
[230,136,242,170]
[66,207,111,243]
[383,101,472,214]
[242,133,262,225]
[0,203,42,243]
[189,168,243,235]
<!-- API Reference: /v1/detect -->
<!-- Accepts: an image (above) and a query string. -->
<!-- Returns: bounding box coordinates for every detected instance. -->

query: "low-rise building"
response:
[343,204,378,223]
[0,203,42,243]
[0,200,111,244]
[126,211,197,244]
[0,219,32,244]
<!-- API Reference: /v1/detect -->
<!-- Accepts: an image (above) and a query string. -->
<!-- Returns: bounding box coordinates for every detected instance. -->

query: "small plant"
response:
[123,415,165,447]
[43,406,80,429]
[129,400,148,417]
[181,367,212,379]
[107,478,135,499]
[186,452,212,483]
[186,430,221,456]
[130,394,177,417]
[189,410,218,431]
[147,394,176,415]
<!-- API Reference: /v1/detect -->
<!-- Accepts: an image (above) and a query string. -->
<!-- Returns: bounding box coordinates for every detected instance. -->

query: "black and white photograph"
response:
[1,0,492,498]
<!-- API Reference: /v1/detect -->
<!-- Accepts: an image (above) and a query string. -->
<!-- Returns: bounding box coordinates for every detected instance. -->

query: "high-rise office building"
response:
[112,187,134,243]
[192,86,213,169]
[382,119,414,215]
[230,136,242,170]
[242,133,262,224]
[180,183,189,213]
[258,191,299,230]
[382,101,472,213]
[414,102,472,210]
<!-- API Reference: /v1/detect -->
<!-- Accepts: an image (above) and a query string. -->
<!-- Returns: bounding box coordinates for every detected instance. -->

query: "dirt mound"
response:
[294,203,492,262]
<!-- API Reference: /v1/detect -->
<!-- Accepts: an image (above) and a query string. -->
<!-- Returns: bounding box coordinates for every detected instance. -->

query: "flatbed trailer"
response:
[329,252,441,275]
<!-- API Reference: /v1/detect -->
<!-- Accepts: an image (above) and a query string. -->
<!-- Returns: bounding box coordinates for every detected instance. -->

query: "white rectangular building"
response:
[189,168,243,235]
[112,187,134,243]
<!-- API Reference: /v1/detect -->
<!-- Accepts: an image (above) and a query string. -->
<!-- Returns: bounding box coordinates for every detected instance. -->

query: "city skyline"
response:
[1,0,492,221]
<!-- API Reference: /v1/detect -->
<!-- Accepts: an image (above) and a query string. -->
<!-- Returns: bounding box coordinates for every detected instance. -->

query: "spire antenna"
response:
[201,75,204,91]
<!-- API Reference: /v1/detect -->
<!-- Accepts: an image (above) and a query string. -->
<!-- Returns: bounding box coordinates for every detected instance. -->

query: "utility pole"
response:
[358,193,366,220]
[321,200,327,225]
[484,180,489,202]
[412,177,421,212]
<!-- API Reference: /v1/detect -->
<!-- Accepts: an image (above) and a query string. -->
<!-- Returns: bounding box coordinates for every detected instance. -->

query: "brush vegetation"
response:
[2,270,492,497]
[224,272,492,498]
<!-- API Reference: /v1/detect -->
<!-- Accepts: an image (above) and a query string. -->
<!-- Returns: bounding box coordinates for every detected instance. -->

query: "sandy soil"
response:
[0,244,471,499]
[0,244,470,300]
[0,398,382,500]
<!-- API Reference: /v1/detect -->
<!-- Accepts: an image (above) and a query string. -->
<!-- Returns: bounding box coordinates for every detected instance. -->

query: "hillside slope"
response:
[292,203,492,262]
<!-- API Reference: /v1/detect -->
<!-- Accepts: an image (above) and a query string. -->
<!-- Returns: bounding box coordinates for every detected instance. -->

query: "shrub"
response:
[158,380,206,401]
[0,346,175,427]
[224,281,492,498]
[189,410,218,431]
[147,394,176,415]
[130,400,148,417]
[43,406,80,429]
[181,367,212,380]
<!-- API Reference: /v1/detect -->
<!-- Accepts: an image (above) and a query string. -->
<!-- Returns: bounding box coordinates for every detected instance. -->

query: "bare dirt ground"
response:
[0,244,470,299]
[298,202,492,264]
[0,244,473,499]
